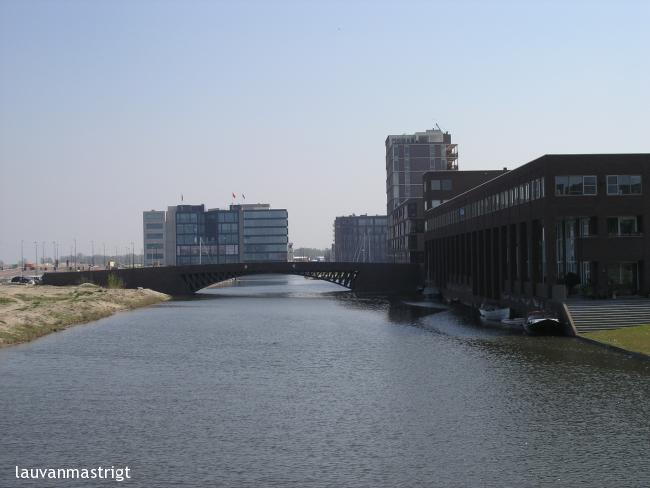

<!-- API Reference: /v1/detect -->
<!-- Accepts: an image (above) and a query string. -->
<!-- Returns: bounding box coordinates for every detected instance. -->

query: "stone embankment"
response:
[0,284,169,346]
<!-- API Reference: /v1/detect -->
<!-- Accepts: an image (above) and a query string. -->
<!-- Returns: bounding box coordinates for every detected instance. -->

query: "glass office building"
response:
[205,208,240,264]
[242,207,289,262]
[155,203,288,265]
[174,205,206,265]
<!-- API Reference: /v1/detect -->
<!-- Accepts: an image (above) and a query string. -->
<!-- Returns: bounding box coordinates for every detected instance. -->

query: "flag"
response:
[232,192,236,199]
[242,193,245,200]
[181,194,183,202]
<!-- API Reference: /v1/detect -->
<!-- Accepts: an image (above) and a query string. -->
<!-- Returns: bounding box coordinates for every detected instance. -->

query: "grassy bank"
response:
[0,284,170,346]
[581,324,650,357]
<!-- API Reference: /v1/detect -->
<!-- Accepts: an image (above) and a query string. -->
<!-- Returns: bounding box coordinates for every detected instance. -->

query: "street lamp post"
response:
[91,240,94,267]
[74,238,77,270]
[34,241,38,272]
[20,240,24,277]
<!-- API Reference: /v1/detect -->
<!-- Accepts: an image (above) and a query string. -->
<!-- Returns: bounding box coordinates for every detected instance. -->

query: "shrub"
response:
[106,274,124,289]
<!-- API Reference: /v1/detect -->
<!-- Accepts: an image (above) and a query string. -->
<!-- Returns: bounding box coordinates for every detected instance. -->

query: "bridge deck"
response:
[42,262,422,296]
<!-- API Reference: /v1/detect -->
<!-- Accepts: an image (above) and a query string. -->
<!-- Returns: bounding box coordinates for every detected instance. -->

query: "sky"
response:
[1,0,649,263]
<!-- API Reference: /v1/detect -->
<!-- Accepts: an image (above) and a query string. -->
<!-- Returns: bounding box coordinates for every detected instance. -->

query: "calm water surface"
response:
[1,275,649,487]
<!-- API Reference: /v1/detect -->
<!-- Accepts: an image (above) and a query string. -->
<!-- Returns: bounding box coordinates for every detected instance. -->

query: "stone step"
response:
[566,301,650,332]
[572,316,650,321]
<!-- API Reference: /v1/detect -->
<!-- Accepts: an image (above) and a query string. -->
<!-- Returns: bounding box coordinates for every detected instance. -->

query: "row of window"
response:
[146,243,163,250]
[243,235,289,244]
[177,223,200,234]
[145,233,163,240]
[243,252,288,261]
[558,216,642,238]
[145,253,164,260]
[243,244,288,253]
[143,213,164,222]
[242,218,288,228]
[176,212,202,224]
[177,255,239,265]
[176,245,239,256]
[427,177,546,231]
[243,227,289,237]
[244,210,287,219]
[336,218,387,227]
[145,223,164,230]
[555,175,642,196]
[177,234,240,245]
[206,212,238,223]
[216,223,238,233]
[555,176,596,195]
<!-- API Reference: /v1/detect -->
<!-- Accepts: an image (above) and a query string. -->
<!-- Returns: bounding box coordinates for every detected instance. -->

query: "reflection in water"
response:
[0,274,648,487]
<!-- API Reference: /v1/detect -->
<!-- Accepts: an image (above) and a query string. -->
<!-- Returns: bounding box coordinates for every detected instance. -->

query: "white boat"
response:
[479,305,510,321]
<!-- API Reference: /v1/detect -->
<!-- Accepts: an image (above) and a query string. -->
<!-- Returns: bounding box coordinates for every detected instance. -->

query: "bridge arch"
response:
[180,268,359,293]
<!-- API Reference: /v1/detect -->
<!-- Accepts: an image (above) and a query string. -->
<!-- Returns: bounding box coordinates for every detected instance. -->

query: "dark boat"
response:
[523,311,562,336]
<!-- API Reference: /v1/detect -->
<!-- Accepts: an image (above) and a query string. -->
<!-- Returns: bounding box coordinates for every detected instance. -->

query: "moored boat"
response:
[523,311,562,336]
[479,305,510,321]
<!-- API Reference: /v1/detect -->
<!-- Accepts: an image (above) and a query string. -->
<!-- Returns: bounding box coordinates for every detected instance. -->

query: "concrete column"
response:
[471,231,477,296]
[485,228,493,299]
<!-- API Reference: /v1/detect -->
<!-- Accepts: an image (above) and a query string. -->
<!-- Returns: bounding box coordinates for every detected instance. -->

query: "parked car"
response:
[10,276,35,284]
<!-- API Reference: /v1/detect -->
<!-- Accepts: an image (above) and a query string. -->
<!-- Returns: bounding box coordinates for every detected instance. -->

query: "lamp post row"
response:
[15,239,142,271]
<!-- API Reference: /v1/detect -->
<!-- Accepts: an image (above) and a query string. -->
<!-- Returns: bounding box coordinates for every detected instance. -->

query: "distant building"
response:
[386,127,458,263]
[387,199,424,264]
[147,203,288,266]
[143,210,166,266]
[333,215,388,262]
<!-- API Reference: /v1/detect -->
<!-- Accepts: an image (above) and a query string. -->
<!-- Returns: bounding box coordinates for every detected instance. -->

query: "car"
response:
[10,276,35,284]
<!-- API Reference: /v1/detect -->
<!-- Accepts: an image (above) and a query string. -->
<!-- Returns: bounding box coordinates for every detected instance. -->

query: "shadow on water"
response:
[176,273,650,374]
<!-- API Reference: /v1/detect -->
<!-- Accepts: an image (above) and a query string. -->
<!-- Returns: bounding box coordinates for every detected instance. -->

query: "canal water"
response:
[1,275,649,487]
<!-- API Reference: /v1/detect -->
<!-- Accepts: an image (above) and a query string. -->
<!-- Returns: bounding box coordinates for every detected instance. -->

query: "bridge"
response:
[41,262,422,296]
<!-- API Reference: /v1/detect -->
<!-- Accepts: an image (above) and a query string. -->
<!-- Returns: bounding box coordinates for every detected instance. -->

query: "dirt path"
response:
[0,284,170,346]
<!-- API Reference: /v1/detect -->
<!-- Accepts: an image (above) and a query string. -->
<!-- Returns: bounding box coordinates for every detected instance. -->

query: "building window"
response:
[607,175,642,195]
[441,179,452,191]
[607,216,639,236]
[578,217,597,237]
[583,176,597,194]
[430,180,440,191]
[555,175,597,196]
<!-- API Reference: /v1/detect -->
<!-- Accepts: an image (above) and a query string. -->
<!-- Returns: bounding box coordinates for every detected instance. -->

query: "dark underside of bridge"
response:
[42,262,422,296]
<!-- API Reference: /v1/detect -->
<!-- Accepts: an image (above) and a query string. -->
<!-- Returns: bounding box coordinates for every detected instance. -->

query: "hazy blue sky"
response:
[1,0,648,262]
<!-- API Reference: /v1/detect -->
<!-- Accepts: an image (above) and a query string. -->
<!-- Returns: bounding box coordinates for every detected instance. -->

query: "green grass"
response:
[582,324,650,356]
[0,297,15,305]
